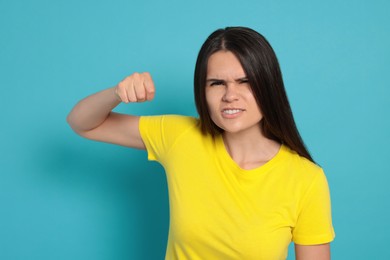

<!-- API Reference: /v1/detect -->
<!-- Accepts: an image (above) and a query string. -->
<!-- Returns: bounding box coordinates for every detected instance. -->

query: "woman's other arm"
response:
[66,72,155,149]
[295,243,331,260]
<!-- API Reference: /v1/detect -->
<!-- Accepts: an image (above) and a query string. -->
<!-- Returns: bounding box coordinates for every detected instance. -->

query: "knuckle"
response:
[117,82,125,89]
[142,72,151,78]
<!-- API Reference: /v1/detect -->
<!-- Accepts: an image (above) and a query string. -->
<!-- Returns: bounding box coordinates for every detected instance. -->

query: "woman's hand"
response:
[115,72,155,103]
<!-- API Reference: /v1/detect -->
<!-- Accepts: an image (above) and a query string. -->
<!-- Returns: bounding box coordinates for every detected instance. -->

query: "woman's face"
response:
[205,50,263,135]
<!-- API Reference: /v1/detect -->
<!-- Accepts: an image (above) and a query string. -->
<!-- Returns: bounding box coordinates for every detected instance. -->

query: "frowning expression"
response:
[205,51,263,135]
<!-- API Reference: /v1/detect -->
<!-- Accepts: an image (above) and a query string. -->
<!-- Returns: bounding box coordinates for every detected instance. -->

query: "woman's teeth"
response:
[223,109,242,115]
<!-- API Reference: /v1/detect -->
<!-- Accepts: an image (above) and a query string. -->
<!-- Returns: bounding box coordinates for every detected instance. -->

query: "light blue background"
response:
[1,0,389,259]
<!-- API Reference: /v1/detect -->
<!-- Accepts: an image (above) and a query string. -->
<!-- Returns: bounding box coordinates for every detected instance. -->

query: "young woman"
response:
[67,27,335,260]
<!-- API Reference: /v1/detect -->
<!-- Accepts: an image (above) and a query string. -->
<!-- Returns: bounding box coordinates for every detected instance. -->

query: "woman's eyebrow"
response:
[206,78,224,82]
[206,77,247,82]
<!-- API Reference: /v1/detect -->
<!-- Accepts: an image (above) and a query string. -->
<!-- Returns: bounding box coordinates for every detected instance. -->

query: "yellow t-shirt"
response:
[139,115,335,260]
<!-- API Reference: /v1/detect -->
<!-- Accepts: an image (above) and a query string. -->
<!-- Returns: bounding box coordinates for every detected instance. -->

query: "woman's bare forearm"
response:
[67,72,155,148]
[67,86,121,133]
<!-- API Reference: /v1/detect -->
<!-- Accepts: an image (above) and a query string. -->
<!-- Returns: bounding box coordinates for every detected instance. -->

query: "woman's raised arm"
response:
[66,72,155,149]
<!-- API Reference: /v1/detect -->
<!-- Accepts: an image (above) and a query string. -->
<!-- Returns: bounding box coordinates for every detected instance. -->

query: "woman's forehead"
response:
[206,51,246,79]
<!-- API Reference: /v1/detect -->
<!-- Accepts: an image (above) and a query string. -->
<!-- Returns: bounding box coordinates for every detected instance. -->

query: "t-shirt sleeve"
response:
[292,170,336,245]
[139,115,198,162]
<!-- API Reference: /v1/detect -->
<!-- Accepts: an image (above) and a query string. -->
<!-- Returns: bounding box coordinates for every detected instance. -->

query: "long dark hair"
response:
[194,26,314,163]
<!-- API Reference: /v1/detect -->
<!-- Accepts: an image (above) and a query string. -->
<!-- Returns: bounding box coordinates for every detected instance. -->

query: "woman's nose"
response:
[222,84,239,102]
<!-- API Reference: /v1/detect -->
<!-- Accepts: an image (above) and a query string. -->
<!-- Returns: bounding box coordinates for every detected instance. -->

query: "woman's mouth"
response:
[221,108,245,118]
[223,109,243,115]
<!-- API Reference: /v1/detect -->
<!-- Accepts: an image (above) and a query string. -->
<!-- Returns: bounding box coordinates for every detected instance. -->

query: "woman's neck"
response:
[222,129,281,170]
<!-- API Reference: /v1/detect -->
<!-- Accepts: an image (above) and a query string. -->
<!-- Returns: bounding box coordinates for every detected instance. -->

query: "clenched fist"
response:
[115,72,155,103]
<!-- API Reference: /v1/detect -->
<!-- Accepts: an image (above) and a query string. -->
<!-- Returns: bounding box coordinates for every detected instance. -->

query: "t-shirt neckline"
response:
[215,134,287,178]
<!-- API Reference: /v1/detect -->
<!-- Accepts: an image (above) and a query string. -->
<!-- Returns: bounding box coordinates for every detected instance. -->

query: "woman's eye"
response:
[210,81,224,86]
[239,79,249,84]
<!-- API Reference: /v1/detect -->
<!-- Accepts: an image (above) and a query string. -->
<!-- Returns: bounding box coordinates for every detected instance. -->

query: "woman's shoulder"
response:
[277,146,329,196]
[140,114,200,136]
[158,114,200,131]
[281,145,324,177]
[160,114,199,125]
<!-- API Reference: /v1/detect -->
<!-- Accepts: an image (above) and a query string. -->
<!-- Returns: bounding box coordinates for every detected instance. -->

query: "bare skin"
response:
[295,243,331,260]
[67,54,331,259]
[205,51,281,170]
[67,72,154,149]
